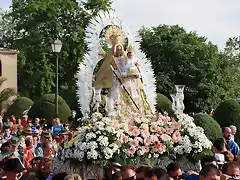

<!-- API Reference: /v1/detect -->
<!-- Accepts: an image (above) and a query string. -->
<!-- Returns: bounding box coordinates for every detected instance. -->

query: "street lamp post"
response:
[51,39,62,117]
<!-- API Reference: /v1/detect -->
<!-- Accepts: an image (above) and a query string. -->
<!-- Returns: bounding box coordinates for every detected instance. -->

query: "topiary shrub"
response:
[5,97,34,118]
[156,93,174,116]
[28,94,71,122]
[213,100,240,144]
[194,113,222,142]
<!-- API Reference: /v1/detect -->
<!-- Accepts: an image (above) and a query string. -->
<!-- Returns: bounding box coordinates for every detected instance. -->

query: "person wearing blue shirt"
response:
[222,127,239,158]
[51,118,64,137]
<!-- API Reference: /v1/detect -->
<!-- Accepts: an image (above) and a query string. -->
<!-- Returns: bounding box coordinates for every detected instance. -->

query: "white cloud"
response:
[112,0,240,50]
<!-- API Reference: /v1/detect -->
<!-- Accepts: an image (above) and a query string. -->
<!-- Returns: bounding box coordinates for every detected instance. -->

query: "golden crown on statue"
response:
[105,26,125,46]
[127,45,134,52]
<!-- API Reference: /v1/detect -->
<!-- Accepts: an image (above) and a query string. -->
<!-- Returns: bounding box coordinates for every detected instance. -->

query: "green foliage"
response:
[1,0,112,105]
[213,100,240,144]
[5,97,33,118]
[139,25,240,113]
[222,37,240,97]
[194,113,221,142]
[156,93,174,116]
[0,77,17,114]
[28,94,71,122]
[213,100,240,127]
[0,8,15,47]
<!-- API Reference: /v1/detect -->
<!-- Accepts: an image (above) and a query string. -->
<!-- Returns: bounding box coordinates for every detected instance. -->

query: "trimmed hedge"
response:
[5,97,33,118]
[213,100,240,144]
[28,94,71,122]
[156,93,174,116]
[194,113,222,142]
[213,100,240,128]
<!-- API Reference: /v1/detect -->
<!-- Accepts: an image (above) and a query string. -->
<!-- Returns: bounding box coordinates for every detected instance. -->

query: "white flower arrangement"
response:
[174,113,212,156]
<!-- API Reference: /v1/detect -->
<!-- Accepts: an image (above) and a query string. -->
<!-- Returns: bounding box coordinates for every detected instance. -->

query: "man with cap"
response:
[8,136,24,165]
[23,126,33,137]
[0,157,26,180]
[35,130,51,157]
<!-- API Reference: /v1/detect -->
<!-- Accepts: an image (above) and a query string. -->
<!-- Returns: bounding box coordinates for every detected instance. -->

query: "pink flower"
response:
[150,124,158,132]
[150,135,159,143]
[141,146,150,153]
[116,140,122,145]
[165,116,171,122]
[135,137,143,144]
[127,146,136,155]
[130,138,139,147]
[160,134,171,141]
[144,137,152,146]
[141,129,150,139]
[152,143,166,153]
[156,120,164,126]
[119,135,128,143]
[130,127,140,137]
[172,122,181,130]
[122,135,129,143]
[157,127,165,134]
[161,116,171,123]
[165,127,174,135]
[172,131,181,142]
[161,116,167,122]
[158,114,165,121]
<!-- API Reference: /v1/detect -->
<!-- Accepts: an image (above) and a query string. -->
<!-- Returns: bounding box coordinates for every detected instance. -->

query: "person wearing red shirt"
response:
[10,115,16,125]
[21,115,28,127]
[24,137,35,169]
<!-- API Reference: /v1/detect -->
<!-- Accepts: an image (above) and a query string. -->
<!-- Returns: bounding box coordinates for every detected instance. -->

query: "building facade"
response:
[0,48,18,91]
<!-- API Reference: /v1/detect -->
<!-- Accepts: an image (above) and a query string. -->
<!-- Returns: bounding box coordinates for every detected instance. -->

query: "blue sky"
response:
[2,0,240,50]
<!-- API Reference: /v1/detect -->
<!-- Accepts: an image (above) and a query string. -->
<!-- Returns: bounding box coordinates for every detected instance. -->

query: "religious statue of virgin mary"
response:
[76,11,157,118]
[93,26,151,116]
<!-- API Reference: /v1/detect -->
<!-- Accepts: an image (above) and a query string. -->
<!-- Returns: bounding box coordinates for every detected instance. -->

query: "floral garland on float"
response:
[58,85,212,166]
[58,114,212,167]
[59,112,182,166]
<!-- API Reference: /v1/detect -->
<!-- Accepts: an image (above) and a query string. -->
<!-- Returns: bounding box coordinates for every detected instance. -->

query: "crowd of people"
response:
[0,110,240,180]
[0,110,77,180]
[102,126,240,180]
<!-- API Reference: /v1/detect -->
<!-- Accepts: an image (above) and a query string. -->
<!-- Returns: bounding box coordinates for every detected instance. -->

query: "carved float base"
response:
[51,158,103,180]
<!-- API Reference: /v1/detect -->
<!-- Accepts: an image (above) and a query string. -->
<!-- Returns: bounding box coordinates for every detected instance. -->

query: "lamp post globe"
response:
[52,39,62,53]
[52,39,62,117]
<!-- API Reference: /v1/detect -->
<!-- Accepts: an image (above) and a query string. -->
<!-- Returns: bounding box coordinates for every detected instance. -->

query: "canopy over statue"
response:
[76,11,157,118]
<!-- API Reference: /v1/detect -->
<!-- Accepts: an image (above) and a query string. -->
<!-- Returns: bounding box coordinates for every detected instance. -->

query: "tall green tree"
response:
[139,25,239,113]
[3,0,111,107]
[0,8,15,48]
